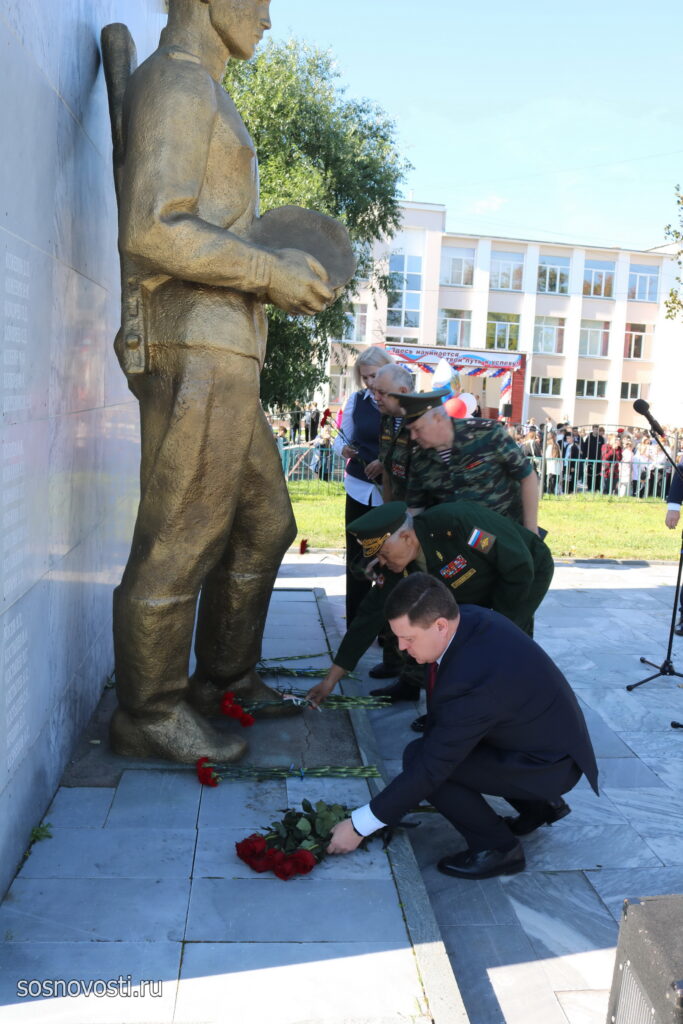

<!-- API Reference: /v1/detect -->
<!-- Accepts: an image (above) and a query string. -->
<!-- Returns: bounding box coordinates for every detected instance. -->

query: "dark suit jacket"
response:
[668,460,683,505]
[370,606,599,825]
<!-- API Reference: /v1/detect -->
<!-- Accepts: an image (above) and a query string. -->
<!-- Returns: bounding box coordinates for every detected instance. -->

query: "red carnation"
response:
[268,849,286,866]
[224,691,236,704]
[239,712,256,727]
[273,856,299,881]
[299,538,309,555]
[196,757,219,787]
[291,849,317,874]
[226,704,243,719]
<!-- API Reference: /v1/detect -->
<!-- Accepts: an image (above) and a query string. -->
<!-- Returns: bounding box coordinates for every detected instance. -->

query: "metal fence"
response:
[280,446,673,502]
[532,455,674,500]
[279,445,347,494]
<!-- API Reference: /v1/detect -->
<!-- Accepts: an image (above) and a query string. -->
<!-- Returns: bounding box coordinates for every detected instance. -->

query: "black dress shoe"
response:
[369,677,420,702]
[437,842,525,880]
[675,618,683,637]
[368,663,400,679]
[410,714,427,733]
[503,798,571,836]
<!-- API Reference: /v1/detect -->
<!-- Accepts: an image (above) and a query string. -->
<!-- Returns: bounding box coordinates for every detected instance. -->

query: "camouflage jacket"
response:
[405,418,533,522]
[378,414,412,502]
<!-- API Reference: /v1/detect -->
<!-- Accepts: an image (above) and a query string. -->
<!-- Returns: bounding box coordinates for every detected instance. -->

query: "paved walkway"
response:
[2,553,683,1023]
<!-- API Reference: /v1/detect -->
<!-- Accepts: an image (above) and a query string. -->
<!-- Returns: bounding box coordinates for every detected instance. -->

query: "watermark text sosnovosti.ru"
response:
[17,976,163,999]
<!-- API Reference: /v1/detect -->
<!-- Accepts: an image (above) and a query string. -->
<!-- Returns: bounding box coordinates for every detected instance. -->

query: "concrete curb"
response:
[292,548,679,566]
[313,587,470,1024]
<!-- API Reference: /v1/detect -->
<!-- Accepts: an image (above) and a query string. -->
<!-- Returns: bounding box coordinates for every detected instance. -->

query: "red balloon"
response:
[444,396,467,418]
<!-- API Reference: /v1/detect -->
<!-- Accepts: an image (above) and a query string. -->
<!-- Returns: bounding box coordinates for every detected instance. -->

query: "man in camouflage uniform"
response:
[395,388,540,533]
[371,363,414,503]
[306,501,553,724]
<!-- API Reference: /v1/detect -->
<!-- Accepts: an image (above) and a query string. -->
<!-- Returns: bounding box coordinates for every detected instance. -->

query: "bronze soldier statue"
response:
[102,0,348,763]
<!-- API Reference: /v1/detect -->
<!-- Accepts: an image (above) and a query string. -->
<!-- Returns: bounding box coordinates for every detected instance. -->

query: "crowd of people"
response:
[274,400,679,504]
[513,419,679,498]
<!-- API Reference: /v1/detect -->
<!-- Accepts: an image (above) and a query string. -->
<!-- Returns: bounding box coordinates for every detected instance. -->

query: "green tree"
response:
[224,39,409,410]
[665,185,683,320]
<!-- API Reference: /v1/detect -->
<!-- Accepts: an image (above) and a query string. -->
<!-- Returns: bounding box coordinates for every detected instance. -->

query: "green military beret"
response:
[389,385,452,423]
[348,501,408,558]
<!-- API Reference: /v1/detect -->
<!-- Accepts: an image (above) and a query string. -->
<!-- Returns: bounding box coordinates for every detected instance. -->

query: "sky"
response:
[269,0,683,251]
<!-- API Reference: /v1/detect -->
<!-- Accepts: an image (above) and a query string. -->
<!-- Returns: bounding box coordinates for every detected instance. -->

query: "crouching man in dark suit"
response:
[323,573,598,880]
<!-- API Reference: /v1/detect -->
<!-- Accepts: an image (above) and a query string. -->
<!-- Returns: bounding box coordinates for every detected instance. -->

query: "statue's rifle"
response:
[101,24,147,375]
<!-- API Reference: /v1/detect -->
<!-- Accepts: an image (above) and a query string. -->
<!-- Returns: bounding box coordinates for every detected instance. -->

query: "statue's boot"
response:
[188,667,301,719]
[190,565,302,719]
[110,701,247,763]
[111,590,246,763]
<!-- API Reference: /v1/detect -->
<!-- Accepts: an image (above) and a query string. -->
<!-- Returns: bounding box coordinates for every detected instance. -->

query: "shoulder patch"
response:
[468,528,496,553]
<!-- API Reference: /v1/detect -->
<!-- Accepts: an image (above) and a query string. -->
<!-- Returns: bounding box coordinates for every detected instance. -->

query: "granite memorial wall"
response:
[0,0,164,897]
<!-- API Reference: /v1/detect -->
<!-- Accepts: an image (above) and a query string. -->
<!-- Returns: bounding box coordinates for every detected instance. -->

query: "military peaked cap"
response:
[389,385,452,423]
[348,502,409,559]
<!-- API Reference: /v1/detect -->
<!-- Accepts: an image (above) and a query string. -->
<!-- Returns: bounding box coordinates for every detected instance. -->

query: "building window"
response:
[387,253,422,328]
[328,362,355,406]
[576,379,607,399]
[583,259,615,298]
[537,254,570,294]
[490,251,524,291]
[441,247,474,287]
[530,376,562,397]
[343,304,368,343]
[533,316,565,354]
[623,322,653,360]
[486,312,520,351]
[438,309,472,347]
[579,319,610,357]
[628,264,659,302]
[621,382,641,400]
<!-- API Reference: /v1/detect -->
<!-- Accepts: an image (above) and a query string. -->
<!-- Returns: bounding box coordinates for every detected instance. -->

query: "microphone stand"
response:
[626,426,683,729]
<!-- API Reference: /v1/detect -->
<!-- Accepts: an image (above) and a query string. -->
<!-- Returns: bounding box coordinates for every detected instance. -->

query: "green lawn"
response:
[288,484,677,561]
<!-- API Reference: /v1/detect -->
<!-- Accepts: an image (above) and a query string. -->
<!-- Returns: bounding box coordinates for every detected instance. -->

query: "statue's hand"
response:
[267,248,335,315]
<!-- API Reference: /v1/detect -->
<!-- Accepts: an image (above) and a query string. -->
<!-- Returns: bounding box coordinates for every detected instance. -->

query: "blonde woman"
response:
[333,345,395,624]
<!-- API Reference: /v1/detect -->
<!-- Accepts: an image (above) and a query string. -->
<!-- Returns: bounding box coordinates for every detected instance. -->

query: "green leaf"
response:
[296,817,312,836]
[301,799,314,814]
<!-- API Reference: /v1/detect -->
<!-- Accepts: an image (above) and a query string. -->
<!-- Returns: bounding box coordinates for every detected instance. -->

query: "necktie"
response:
[427,662,438,700]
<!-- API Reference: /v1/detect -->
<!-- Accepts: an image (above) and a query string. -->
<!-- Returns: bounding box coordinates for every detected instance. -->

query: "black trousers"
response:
[403,739,581,852]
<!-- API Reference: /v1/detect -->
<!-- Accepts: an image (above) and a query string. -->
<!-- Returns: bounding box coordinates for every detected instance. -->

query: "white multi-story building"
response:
[328,201,682,429]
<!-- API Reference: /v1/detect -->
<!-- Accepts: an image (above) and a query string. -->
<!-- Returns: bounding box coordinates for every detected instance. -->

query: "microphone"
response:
[633,399,665,437]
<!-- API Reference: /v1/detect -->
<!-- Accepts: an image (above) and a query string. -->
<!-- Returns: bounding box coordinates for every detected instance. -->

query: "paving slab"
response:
[43,786,115,827]
[0,942,180,1024]
[0,878,190,942]
[176,942,430,1024]
[18,827,196,879]
[186,877,408,942]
